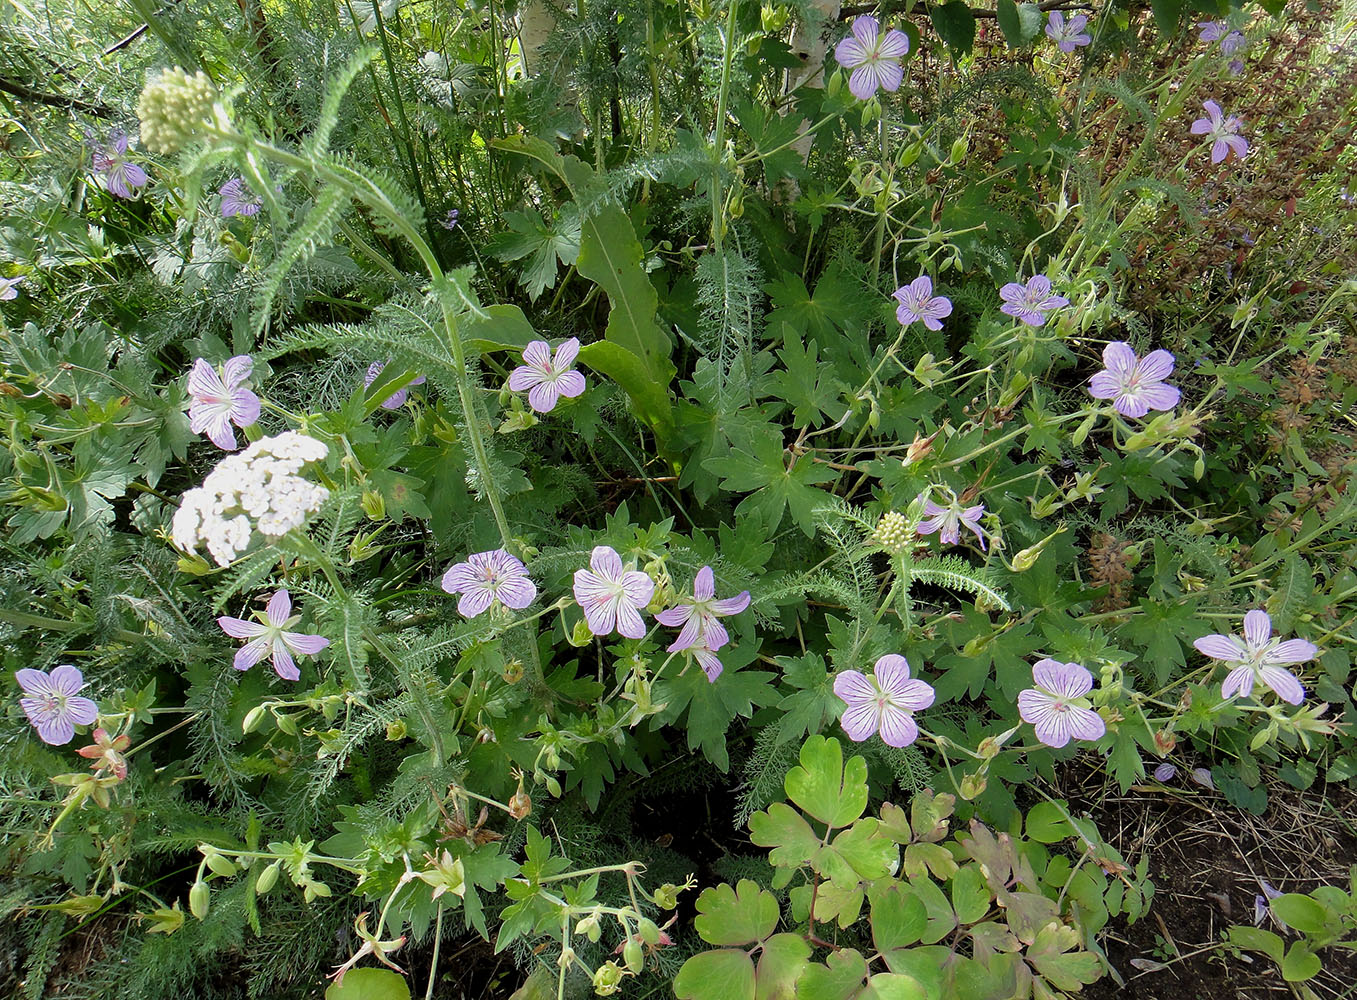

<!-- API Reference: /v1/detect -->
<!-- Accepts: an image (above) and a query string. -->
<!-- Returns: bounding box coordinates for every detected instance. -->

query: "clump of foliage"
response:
[1,0,1355,997]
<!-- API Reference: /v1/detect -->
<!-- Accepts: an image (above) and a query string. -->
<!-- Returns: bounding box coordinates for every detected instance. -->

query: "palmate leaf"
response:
[491,204,581,301]
[705,428,837,538]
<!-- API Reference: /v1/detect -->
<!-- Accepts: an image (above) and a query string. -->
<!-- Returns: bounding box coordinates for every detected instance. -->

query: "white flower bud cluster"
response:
[871,510,912,554]
[136,67,218,154]
[172,432,330,566]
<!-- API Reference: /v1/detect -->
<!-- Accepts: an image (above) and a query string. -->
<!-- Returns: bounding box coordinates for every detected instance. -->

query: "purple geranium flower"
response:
[365,361,427,409]
[1220,30,1247,56]
[507,338,587,414]
[16,665,99,745]
[1227,57,1245,75]
[1197,20,1228,43]
[217,589,330,681]
[1017,659,1105,749]
[441,548,537,617]
[220,177,262,218]
[1194,609,1314,705]
[1088,342,1180,418]
[892,275,953,330]
[573,546,654,639]
[834,654,935,748]
[0,276,20,301]
[655,566,750,654]
[440,208,459,231]
[187,355,261,450]
[1190,100,1248,164]
[999,274,1068,327]
[834,16,910,101]
[1191,766,1215,789]
[1045,11,1092,53]
[917,491,990,550]
[1153,762,1177,782]
[1254,881,1283,926]
[90,131,149,199]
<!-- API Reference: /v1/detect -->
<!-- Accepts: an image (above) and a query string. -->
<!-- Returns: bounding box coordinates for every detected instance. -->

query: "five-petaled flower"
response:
[365,361,427,409]
[1194,609,1314,705]
[1045,11,1092,52]
[76,728,132,780]
[188,355,262,450]
[917,489,990,550]
[999,274,1069,327]
[217,589,330,681]
[834,16,910,101]
[892,275,953,331]
[1088,341,1181,418]
[573,546,654,639]
[507,338,587,413]
[16,665,99,745]
[834,654,935,747]
[1017,659,1105,749]
[655,566,750,654]
[90,131,149,199]
[1197,20,1229,43]
[441,548,537,618]
[0,276,20,301]
[219,177,262,218]
[1190,100,1248,164]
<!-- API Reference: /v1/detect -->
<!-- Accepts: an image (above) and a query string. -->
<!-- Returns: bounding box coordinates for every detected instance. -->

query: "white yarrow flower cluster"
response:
[172,432,330,566]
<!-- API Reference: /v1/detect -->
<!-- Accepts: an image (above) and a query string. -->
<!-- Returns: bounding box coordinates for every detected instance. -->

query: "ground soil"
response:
[1066,769,1357,1000]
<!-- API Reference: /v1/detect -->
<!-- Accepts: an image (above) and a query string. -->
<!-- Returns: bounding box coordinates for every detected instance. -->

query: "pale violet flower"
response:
[1194,609,1314,705]
[507,338,586,413]
[892,275,952,330]
[834,654,935,748]
[1153,762,1177,782]
[1220,31,1247,56]
[1191,767,1215,789]
[1255,881,1284,927]
[1045,12,1092,53]
[187,356,261,450]
[655,566,750,653]
[1190,100,1248,164]
[441,549,537,618]
[220,177,262,217]
[916,489,990,550]
[573,546,654,639]
[0,276,20,301]
[1017,659,1105,749]
[16,665,99,745]
[218,589,330,681]
[90,131,149,199]
[999,274,1068,326]
[1088,342,1180,418]
[1197,20,1229,43]
[365,361,426,409]
[834,16,910,101]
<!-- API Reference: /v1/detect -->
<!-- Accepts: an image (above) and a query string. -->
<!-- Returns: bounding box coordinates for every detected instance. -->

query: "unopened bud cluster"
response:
[871,510,911,554]
[137,67,218,153]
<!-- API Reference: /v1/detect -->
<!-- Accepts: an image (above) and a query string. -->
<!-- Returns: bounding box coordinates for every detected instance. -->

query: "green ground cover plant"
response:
[1,0,1355,996]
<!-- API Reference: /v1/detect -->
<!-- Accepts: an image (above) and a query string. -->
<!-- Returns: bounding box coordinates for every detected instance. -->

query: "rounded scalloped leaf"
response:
[694,879,780,946]
[861,972,930,1000]
[325,969,411,1000]
[795,948,870,1000]
[785,735,868,828]
[755,932,812,1000]
[675,948,756,1000]
[749,801,821,868]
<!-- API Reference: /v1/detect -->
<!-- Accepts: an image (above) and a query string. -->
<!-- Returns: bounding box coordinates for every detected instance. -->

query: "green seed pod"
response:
[205,853,238,878]
[622,938,643,974]
[189,881,210,920]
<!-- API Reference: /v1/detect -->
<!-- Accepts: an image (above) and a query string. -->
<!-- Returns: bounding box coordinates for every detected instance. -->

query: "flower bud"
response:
[568,619,594,647]
[360,489,386,520]
[255,861,280,895]
[575,911,602,941]
[871,510,911,554]
[189,880,210,920]
[622,937,644,974]
[242,705,267,734]
[637,918,661,945]
[385,719,407,741]
[136,67,219,154]
[959,771,987,800]
[653,883,682,909]
[507,790,532,820]
[204,852,238,878]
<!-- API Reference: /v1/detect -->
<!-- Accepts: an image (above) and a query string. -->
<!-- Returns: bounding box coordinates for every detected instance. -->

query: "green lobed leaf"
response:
[693,880,780,946]
[784,735,869,828]
[325,968,411,1000]
[675,948,757,1000]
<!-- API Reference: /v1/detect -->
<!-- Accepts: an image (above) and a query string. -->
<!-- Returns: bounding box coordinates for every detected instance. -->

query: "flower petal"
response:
[590,546,624,581]
[581,597,618,636]
[877,29,910,58]
[614,601,647,639]
[65,695,100,727]
[848,64,880,101]
[271,645,300,681]
[521,341,552,370]
[528,379,561,413]
[892,678,936,712]
[1137,383,1180,412]
[1220,664,1255,699]
[555,371,587,399]
[1032,658,1092,698]
[48,665,86,697]
[873,654,912,693]
[874,59,904,93]
[1102,342,1138,378]
[850,14,880,48]
[231,389,261,427]
[218,615,267,639]
[840,701,880,742]
[34,715,76,745]
[1194,633,1247,662]
[1258,665,1304,705]
[1263,639,1317,665]
[712,591,751,616]
[655,604,694,628]
[693,566,715,601]
[507,365,546,391]
[1065,706,1105,742]
[15,668,57,698]
[188,359,228,400]
[833,36,869,69]
[878,706,919,747]
[496,576,537,609]
[282,632,330,656]
[222,355,254,391]
[458,586,495,618]
[266,590,293,627]
[553,337,581,370]
[1136,349,1176,383]
[234,638,271,671]
[693,647,723,682]
[833,669,876,707]
[1243,610,1272,647]
[620,570,655,608]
